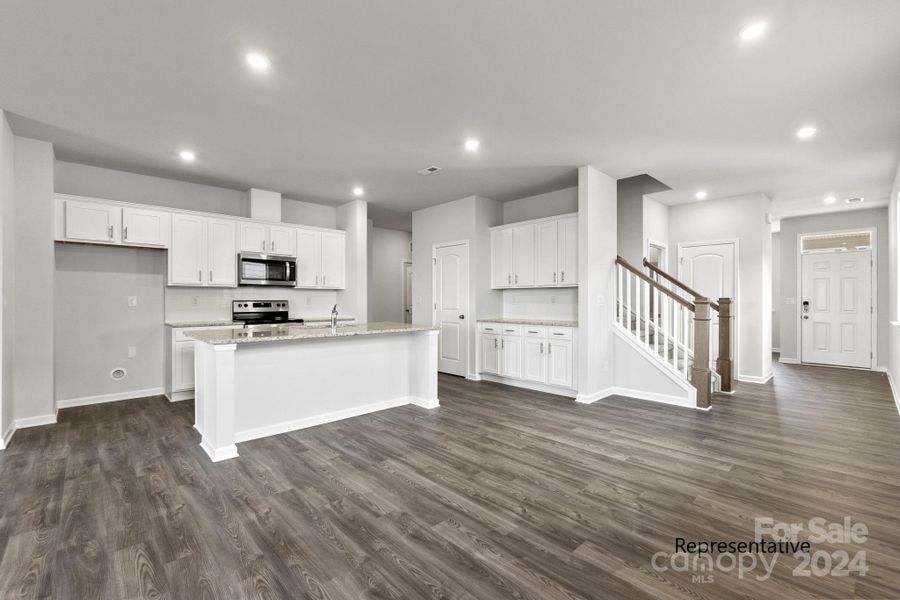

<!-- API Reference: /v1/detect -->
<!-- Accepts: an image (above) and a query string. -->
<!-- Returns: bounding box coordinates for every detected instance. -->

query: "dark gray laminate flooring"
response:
[1,358,899,599]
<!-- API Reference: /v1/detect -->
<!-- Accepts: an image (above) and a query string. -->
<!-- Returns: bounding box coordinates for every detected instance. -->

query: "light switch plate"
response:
[127,346,137,358]
[127,296,137,307]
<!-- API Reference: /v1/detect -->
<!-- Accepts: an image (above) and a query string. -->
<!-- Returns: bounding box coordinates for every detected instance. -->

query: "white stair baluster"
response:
[618,265,624,327]
[672,303,680,370]
[643,280,650,349]
[626,271,632,333]
[654,288,660,356]
[634,276,641,339]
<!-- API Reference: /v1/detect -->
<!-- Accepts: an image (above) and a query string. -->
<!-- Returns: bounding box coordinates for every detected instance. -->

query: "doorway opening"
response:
[799,229,874,369]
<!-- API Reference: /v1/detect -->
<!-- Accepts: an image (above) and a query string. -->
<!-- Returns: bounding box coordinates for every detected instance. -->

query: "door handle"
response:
[458,314,465,319]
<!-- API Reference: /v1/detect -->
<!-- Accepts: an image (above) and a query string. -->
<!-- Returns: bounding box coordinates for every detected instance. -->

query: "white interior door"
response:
[678,242,736,368]
[801,251,872,368]
[434,242,469,376]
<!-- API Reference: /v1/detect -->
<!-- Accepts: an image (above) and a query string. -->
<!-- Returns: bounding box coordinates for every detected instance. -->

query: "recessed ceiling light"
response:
[739,21,768,41]
[695,190,708,200]
[179,150,196,162]
[245,52,271,71]
[796,125,817,139]
[464,138,480,153]
[352,186,365,197]
[823,195,837,205]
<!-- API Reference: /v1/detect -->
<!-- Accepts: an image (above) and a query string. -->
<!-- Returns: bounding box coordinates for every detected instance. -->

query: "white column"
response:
[576,165,617,403]
[410,330,440,408]
[196,342,239,462]
[337,199,368,323]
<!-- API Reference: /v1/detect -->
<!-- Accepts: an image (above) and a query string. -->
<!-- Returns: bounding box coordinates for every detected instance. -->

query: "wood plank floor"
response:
[1,359,899,599]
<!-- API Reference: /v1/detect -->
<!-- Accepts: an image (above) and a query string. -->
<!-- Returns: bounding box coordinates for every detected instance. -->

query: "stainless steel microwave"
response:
[238,252,297,286]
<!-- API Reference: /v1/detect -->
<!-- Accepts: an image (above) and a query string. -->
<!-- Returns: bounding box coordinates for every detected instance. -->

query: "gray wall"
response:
[55,245,166,400]
[13,137,55,421]
[368,227,411,322]
[778,208,889,367]
[502,187,577,224]
[668,193,773,381]
[0,112,14,440]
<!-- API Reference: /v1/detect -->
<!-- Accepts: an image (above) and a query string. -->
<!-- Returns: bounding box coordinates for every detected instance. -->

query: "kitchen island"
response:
[185,322,440,461]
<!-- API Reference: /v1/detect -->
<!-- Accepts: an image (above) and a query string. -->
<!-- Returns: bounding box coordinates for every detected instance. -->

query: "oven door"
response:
[238,253,297,286]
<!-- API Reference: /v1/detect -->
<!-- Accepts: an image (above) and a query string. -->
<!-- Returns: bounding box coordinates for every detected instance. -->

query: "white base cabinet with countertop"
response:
[477,321,577,397]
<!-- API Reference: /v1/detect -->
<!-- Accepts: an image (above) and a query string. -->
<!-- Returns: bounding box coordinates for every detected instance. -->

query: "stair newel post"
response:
[716,297,734,393]
[692,298,712,409]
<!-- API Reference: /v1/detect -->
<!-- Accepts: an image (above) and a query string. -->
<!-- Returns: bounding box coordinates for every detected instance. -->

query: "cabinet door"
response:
[500,335,522,379]
[321,231,346,289]
[173,340,196,391]
[512,225,535,287]
[523,338,548,383]
[239,222,268,253]
[170,214,206,285]
[296,229,322,287]
[207,218,237,287]
[534,221,559,286]
[491,229,513,288]
[547,340,574,388]
[65,200,121,244]
[557,216,578,286]
[122,207,169,247]
[481,334,500,375]
[269,225,297,257]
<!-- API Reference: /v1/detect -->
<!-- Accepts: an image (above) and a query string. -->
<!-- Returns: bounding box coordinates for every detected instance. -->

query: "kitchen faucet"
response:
[331,304,338,331]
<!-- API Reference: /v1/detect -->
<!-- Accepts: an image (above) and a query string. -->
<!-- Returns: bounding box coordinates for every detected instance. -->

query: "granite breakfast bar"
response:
[186,322,440,461]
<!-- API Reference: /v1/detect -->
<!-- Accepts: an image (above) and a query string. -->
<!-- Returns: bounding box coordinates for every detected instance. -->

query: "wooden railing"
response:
[641,257,733,395]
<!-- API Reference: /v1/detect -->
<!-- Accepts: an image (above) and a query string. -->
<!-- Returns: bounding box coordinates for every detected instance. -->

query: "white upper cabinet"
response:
[557,216,578,286]
[296,229,345,290]
[534,220,559,286]
[321,231,346,289]
[239,222,269,253]
[122,207,170,247]
[239,222,298,256]
[490,214,577,289]
[65,200,122,244]
[206,218,237,287]
[170,214,206,285]
[269,225,297,257]
[169,215,237,287]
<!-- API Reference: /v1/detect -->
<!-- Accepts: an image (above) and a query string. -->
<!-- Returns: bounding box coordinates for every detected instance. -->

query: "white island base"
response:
[190,324,440,461]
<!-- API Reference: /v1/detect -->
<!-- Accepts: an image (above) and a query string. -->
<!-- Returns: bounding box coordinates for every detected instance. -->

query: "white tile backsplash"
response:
[165,286,341,322]
[501,288,578,321]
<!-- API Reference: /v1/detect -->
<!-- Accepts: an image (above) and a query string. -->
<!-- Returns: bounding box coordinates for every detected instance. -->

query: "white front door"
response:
[801,251,872,368]
[434,243,469,376]
[678,241,737,368]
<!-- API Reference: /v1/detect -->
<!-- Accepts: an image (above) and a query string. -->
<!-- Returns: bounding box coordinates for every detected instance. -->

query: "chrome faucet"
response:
[331,304,338,331]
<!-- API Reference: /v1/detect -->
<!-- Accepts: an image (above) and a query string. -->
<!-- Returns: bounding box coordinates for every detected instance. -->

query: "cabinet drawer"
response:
[523,326,548,338]
[499,324,522,336]
[548,327,573,340]
[480,323,501,333]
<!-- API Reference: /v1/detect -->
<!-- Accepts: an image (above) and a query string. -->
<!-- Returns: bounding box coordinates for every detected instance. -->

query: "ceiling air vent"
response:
[845,197,865,205]
[417,165,442,175]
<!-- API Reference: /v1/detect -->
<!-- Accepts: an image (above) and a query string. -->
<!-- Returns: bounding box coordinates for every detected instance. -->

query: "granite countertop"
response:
[165,317,356,328]
[184,322,438,345]
[477,318,578,327]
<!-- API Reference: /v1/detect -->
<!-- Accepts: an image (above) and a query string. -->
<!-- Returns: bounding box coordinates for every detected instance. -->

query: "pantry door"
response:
[433,242,469,376]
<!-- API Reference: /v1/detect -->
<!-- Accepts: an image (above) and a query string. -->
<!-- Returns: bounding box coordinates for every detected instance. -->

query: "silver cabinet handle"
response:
[209,270,213,282]
[108,225,114,239]
[198,269,202,282]
[540,343,544,353]
[553,272,557,283]
[494,338,498,349]
[501,339,505,349]
[124,226,128,240]
[561,271,565,283]
[507,274,511,285]
[262,240,266,251]
[548,343,552,354]
[272,241,276,252]
[315,275,319,285]
[323,275,326,286]
[515,274,518,285]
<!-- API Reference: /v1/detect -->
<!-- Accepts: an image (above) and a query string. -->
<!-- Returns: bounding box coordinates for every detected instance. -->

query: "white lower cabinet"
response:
[167,325,241,399]
[479,322,576,393]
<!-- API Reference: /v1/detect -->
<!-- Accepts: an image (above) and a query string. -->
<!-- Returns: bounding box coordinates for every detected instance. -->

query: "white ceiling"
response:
[1,0,898,228]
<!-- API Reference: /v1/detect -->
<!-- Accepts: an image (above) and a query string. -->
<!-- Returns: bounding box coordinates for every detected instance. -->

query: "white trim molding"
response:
[480,373,577,398]
[57,387,166,409]
[737,372,774,384]
[779,356,801,365]
[1,421,15,449]
[576,386,707,411]
[887,370,900,416]
[15,413,58,429]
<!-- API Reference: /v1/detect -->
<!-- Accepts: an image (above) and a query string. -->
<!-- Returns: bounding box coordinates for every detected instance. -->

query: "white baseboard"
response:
[872,366,888,373]
[0,420,15,449]
[166,390,194,402]
[15,413,58,429]
[575,387,615,404]
[57,387,165,409]
[479,373,578,398]
[886,370,900,416]
[608,386,700,409]
[737,372,774,384]
[200,440,239,462]
[233,396,423,444]
[408,396,440,409]
[466,374,483,382]
[778,357,800,365]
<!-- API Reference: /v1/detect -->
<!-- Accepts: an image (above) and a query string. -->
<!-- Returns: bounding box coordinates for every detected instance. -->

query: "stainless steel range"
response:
[232,300,304,327]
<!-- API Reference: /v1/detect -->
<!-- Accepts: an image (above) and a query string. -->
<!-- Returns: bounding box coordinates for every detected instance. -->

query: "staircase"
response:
[615,256,733,409]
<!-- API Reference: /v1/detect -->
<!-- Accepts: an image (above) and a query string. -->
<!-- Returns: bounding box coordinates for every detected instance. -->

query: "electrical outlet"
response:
[127,346,137,358]
[127,296,137,307]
